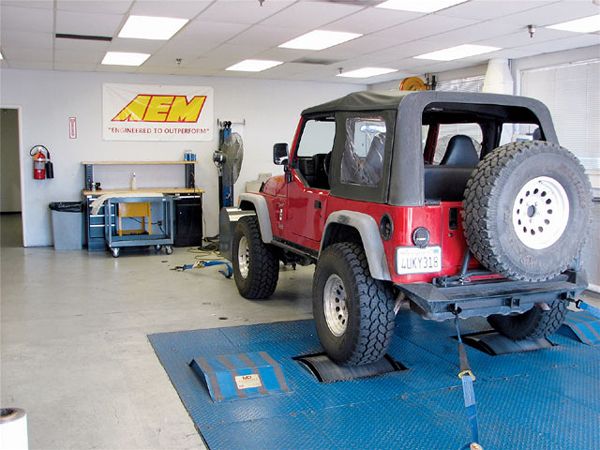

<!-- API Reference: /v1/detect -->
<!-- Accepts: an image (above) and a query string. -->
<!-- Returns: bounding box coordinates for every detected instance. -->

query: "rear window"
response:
[433,123,482,165]
[500,123,541,145]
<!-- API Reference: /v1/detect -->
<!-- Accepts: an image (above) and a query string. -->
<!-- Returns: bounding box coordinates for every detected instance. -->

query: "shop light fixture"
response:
[118,15,188,40]
[279,30,362,51]
[547,15,600,33]
[226,59,283,72]
[414,44,500,61]
[337,67,398,78]
[101,51,150,66]
[376,0,468,13]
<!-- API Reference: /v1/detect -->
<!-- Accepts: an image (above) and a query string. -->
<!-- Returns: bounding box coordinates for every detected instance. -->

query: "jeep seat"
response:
[424,134,480,202]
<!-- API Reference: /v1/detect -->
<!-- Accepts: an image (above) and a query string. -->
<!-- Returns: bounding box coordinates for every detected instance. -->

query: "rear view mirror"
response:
[273,143,288,165]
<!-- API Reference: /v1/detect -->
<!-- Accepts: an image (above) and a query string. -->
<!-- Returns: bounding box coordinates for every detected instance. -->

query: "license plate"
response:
[396,246,441,275]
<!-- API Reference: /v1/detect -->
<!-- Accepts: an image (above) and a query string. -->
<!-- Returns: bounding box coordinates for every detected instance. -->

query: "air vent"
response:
[55,33,112,42]
[293,57,340,65]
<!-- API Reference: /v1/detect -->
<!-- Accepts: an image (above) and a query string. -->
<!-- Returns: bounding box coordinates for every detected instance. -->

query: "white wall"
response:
[0,69,363,246]
[0,108,22,212]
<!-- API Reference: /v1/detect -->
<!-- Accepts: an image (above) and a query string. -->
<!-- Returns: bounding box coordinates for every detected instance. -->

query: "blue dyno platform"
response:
[560,310,600,345]
[148,313,600,450]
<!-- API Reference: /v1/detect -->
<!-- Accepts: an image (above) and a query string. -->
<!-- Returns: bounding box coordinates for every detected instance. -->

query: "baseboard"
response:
[587,283,600,294]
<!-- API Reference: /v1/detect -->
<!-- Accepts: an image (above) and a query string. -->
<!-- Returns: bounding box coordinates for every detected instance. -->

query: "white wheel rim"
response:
[512,176,569,250]
[323,274,348,337]
[238,236,250,278]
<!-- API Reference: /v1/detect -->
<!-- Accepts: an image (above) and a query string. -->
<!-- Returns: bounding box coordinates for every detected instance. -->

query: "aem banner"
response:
[102,83,214,141]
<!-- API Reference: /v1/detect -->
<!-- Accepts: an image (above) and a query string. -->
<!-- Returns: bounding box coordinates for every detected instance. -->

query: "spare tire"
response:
[463,141,591,282]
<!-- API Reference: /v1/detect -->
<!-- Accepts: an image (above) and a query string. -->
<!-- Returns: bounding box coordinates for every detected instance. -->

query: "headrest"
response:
[440,135,479,167]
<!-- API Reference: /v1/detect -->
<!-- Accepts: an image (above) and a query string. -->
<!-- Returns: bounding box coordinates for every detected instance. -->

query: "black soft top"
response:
[302,90,551,119]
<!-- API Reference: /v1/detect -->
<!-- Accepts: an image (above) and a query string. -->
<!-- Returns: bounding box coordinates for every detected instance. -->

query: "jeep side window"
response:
[295,118,335,189]
[341,116,386,187]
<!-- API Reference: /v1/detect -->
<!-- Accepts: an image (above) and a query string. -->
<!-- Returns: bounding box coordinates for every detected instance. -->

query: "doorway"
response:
[1,108,23,247]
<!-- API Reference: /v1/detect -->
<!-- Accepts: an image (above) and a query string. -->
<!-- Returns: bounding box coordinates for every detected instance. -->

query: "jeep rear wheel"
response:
[488,300,568,340]
[463,141,591,282]
[313,243,396,366]
[232,216,279,299]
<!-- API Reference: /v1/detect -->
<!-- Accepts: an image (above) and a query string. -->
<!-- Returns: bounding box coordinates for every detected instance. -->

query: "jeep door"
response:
[285,115,335,247]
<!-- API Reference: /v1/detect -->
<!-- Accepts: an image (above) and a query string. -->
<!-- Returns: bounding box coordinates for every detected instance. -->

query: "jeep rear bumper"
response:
[398,271,587,321]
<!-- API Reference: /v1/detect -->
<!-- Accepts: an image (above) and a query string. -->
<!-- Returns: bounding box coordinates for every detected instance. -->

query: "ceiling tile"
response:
[436,0,551,21]
[7,60,53,70]
[199,1,295,25]
[260,1,363,29]
[0,30,53,49]
[2,47,53,62]
[54,48,105,64]
[1,1,52,9]
[54,38,111,52]
[227,25,309,47]
[419,19,518,46]
[54,61,100,71]
[476,27,584,49]
[130,0,212,19]
[57,1,133,14]
[370,14,477,42]
[0,5,54,32]
[498,1,600,27]
[315,35,397,60]
[326,7,422,35]
[56,10,124,36]
[254,47,314,63]
[174,20,249,43]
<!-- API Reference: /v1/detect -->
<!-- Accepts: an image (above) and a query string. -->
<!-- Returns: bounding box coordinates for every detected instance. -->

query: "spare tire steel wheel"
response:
[463,141,591,282]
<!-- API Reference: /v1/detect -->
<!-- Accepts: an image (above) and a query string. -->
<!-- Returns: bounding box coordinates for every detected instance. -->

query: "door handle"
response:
[314,200,322,209]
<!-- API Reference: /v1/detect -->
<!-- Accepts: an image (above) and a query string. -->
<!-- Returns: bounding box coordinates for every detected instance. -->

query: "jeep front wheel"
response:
[488,300,568,340]
[232,216,279,299]
[313,243,396,366]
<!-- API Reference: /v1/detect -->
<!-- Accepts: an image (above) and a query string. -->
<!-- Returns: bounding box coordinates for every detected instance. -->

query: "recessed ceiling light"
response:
[547,15,600,33]
[101,51,150,66]
[337,67,398,78]
[118,15,188,40]
[414,44,500,61]
[376,0,468,13]
[279,30,362,51]
[226,59,283,72]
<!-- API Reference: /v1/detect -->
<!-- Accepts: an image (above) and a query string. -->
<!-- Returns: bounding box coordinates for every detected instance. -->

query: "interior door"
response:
[285,116,335,248]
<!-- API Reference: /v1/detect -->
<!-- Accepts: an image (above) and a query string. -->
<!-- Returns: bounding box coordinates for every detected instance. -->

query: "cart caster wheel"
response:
[111,248,120,258]
[165,246,173,255]
[154,245,162,252]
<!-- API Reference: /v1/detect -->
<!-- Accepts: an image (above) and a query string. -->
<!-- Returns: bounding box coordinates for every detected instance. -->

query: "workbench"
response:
[81,161,204,253]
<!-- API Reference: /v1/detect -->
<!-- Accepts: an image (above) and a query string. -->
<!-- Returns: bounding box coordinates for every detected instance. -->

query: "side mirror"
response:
[273,143,288,165]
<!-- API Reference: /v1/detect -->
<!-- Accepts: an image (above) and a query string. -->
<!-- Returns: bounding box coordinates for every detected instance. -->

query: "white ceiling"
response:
[0,0,598,84]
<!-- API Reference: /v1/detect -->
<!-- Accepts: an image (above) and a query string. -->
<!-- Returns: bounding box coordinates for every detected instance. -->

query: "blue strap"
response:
[577,300,600,319]
[462,374,479,444]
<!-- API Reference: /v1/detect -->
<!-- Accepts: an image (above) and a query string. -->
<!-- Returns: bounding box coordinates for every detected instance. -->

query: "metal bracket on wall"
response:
[217,118,246,127]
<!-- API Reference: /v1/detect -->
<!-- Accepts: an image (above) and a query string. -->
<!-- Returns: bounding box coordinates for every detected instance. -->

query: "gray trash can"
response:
[49,202,83,250]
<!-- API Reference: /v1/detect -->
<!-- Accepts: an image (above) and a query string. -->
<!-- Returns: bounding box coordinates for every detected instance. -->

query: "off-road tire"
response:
[463,141,591,282]
[488,300,568,340]
[232,216,279,299]
[313,242,396,366]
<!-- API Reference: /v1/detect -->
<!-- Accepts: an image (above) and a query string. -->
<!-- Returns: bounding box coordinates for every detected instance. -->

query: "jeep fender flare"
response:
[238,193,273,243]
[320,211,391,281]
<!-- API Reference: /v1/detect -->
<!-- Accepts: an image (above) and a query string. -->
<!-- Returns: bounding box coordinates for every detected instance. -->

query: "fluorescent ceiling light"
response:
[337,67,398,78]
[547,15,600,33]
[101,51,150,66]
[0,51,3,60]
[118,15,188,40]
[226,59,283,72]
[376,0,468,13]
[414,44,500,61]
[279,30,362,51]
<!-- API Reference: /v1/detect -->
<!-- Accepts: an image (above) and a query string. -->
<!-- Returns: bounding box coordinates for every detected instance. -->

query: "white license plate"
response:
[396,246,441,275]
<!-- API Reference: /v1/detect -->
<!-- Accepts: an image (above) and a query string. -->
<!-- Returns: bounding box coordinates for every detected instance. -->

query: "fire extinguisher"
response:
[30,145,54,180]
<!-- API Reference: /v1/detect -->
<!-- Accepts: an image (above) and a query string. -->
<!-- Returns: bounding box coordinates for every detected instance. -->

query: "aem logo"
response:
[112,94,207,123]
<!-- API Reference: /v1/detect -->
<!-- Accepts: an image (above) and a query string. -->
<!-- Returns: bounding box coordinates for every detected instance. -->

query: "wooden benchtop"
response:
[82,187,203,196]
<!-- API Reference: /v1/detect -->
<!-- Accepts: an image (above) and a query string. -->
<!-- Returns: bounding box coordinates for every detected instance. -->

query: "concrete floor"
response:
[1,215,313,450]
[1,214,598,450]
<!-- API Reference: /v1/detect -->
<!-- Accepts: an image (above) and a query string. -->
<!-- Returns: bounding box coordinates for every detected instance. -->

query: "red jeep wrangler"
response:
[220,91,591,366]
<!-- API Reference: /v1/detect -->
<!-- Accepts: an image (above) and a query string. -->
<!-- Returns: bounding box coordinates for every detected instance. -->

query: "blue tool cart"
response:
[104,195,175,258]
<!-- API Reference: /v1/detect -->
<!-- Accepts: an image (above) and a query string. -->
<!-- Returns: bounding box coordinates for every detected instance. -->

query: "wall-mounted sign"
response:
[102,83,214,141]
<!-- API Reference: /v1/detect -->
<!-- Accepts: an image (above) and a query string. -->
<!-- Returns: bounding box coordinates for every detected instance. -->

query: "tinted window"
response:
[297,119,335,157]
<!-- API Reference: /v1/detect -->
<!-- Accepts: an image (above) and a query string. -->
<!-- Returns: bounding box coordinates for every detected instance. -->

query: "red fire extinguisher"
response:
[30,145,54,180]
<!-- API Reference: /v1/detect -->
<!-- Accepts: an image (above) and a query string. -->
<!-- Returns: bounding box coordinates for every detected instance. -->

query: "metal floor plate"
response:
[148,312,600,450]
